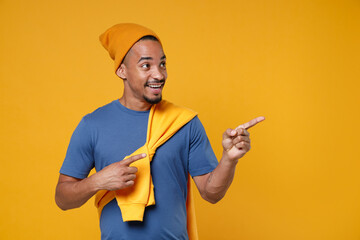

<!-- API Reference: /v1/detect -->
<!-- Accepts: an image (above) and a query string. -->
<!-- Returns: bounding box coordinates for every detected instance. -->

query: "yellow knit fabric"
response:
[95,100,199,239]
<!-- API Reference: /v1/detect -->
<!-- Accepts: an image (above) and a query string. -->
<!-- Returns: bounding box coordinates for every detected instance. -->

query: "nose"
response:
[152,66,166,81]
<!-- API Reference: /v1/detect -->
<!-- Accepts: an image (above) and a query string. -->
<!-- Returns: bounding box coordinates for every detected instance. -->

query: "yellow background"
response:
[1,0,359,239]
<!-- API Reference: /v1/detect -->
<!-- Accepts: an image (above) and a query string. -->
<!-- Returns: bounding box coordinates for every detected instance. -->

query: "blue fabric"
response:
[60,100,218,240]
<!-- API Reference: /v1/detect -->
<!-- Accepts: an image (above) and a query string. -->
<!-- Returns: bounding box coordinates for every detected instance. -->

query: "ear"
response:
[116,63,127,80]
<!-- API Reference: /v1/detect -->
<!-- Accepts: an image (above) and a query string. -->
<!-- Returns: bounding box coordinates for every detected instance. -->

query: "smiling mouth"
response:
[145,81,165,89]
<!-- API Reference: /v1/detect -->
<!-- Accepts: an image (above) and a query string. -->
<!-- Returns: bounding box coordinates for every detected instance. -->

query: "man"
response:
[55,23,264,240]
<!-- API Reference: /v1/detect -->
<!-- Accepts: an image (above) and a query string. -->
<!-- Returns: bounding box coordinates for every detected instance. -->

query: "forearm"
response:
[197,117,264,204]
[55,174,100,210]
[202,153,238,203]
[55,154,145,210]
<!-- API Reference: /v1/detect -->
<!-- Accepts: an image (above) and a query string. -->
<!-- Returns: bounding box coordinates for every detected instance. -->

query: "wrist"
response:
[221,151,239,167]
[87,173,102,192]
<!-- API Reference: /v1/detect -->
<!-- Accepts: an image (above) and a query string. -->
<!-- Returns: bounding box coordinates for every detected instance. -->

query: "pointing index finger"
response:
[236,116,265,130]
[120,153,147,166]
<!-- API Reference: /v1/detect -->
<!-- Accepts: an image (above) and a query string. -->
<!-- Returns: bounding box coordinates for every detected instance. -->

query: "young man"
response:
[55,23,264,240]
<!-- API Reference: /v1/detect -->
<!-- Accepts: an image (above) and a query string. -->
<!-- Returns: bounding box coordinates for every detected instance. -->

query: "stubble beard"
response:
[143,94,162,104]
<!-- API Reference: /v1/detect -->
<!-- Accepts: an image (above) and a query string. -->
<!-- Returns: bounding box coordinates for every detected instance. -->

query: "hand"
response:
[95,153,146,191]
[222,116,265,162]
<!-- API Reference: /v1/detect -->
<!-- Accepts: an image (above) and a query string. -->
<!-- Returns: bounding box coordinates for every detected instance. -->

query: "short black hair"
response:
[137,35,159,42]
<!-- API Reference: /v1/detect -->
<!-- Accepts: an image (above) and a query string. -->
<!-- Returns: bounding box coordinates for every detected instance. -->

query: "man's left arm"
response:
[193,116,265,204]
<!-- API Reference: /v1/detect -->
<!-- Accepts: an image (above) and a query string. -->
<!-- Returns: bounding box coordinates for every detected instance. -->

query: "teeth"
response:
[149,84,161,88]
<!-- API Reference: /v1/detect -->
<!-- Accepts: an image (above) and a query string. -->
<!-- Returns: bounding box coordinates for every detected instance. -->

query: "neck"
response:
[119,96,152,111]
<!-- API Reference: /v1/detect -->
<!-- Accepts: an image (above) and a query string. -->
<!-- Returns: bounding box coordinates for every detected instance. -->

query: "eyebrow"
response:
[138,55,166,63]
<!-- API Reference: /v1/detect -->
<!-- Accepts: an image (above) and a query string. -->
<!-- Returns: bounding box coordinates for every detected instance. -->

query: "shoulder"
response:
[188,116,207,138]
[157,100,196,114]
[158,99,204,129]
[82,100,119,124]
[155,100,197,122]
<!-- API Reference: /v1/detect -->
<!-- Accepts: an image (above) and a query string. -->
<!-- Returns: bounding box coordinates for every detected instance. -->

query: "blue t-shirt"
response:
[60,100,218,240]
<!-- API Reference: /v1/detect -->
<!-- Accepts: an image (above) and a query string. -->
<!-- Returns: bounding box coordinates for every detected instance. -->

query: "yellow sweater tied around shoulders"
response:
[95,100,199,240]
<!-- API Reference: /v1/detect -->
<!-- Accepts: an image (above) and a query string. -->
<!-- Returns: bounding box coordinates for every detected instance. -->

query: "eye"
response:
[160,62,166,69]
[141,63,150,69]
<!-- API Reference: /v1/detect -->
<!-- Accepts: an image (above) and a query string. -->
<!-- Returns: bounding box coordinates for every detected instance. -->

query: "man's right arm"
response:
[55,173,100,210]
[55,153,146,210]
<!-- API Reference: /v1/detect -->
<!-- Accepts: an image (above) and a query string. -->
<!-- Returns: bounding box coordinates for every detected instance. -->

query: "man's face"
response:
[118,39,167,106]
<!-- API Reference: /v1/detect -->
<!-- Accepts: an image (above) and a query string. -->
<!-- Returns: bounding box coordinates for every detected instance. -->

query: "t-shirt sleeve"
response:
[60,117,95,179]
[188,116,218,177]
